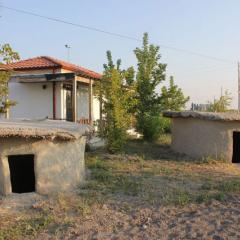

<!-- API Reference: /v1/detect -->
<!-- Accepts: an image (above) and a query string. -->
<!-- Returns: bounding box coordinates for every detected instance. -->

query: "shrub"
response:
[158,116,171,133]
[139,114,171,141]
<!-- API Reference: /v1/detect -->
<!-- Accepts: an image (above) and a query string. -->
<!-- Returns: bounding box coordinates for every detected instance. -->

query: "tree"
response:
[160,76,189,111]
[0,43,20,114]
[134,33,167,141]
[96,51,132,153]
[207,90,232,112]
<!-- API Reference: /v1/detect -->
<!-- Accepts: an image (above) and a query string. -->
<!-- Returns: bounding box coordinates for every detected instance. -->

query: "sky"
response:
[1,0,240,108]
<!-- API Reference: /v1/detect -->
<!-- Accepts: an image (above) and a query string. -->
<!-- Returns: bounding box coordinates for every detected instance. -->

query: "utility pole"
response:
[65,44,71,62]
[238,62,240,111]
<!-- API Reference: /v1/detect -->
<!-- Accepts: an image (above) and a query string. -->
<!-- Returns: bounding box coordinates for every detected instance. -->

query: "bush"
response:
[158,116,171,133]
[139,114,171,141]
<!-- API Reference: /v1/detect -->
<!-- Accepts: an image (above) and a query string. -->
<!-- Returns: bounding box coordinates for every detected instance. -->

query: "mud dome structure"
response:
[164,111,240,163]
[0,119,90,195]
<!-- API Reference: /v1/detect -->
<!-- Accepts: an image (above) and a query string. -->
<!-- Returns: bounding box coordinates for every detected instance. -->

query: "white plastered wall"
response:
[9,81,66,120]
[9,82,53,119]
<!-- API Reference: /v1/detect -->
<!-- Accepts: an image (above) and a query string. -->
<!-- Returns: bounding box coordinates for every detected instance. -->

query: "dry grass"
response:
[1,134,240,239]
[83,135,240,207]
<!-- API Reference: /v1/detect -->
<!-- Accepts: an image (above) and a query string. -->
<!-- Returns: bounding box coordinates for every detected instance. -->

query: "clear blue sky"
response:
[1,0,240,108]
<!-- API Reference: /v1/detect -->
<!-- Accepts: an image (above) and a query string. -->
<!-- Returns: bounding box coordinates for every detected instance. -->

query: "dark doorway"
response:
[232,132,240,163]
[8,154,35,193]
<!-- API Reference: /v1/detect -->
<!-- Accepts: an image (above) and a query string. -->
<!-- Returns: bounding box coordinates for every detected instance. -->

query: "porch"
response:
[9,73,98,124]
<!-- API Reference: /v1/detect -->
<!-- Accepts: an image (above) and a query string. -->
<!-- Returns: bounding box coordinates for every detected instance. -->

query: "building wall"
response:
[171,118,240,162]
[9,82,53,119]
[0,137,86,195]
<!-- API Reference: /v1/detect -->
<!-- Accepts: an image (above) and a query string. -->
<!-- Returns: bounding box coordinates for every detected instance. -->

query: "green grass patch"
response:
[217,179,240,193]
[0,214,54,240]
[87,167,144,196]
[195,192,226,203]
[163,189,192,206]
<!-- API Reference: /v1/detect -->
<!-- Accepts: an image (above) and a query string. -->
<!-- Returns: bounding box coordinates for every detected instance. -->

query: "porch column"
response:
[72,78,77,122]
[88,79,93,125]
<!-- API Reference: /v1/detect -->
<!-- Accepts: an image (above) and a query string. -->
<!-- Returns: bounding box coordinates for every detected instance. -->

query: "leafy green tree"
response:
[96,51,132,153]
[134,33,167,141]
[160,76,189,111]
[0,43,20,114]
[207,90,232,112]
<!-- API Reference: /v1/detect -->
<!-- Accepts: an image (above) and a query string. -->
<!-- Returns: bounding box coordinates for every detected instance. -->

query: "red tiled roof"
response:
[2,56,102,79]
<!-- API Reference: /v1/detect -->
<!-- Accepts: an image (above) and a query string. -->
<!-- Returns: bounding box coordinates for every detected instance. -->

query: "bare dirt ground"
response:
[1,136,240,239]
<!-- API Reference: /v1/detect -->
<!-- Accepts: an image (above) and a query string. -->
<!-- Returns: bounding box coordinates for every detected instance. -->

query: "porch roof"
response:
[10,73,75,83]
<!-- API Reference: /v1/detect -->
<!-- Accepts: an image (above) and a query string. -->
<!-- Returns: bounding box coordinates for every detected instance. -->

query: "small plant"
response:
[86,156,107,170]
[163,188,192,206]
[217,179,240,193]
[198,154,227,164]
[76,199,91,216]
[111,175,143,196]
[195,192,226,203]
[199,156,218,164]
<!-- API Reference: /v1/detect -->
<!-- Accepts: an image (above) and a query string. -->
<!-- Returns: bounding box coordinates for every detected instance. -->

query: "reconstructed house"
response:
[0,119,90,195]
[1,56,102,124]
[164,111,240,163]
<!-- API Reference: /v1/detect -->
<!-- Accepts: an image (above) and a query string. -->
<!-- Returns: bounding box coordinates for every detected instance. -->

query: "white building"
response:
[1,56,101,124]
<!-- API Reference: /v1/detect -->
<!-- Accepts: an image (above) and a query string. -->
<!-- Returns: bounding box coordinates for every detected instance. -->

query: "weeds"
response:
[217,179,240,192]
[0,214,54,240]
[86,165,144,197]
[198,153,228,164]
[76,199,91,216]
[163,189,192,206]
[195,192,226,203]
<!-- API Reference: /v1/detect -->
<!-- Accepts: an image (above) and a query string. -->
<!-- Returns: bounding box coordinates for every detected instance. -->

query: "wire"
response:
[0,4,237,64]
[0,5,141,42]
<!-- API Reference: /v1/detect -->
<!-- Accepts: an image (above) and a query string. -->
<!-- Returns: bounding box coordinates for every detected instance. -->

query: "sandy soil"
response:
[1,193,240,240]
[40,199,240,240]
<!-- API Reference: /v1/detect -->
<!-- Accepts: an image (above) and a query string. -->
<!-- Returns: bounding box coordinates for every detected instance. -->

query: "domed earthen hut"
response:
[164,111,240,163]
[0,119,90,195]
